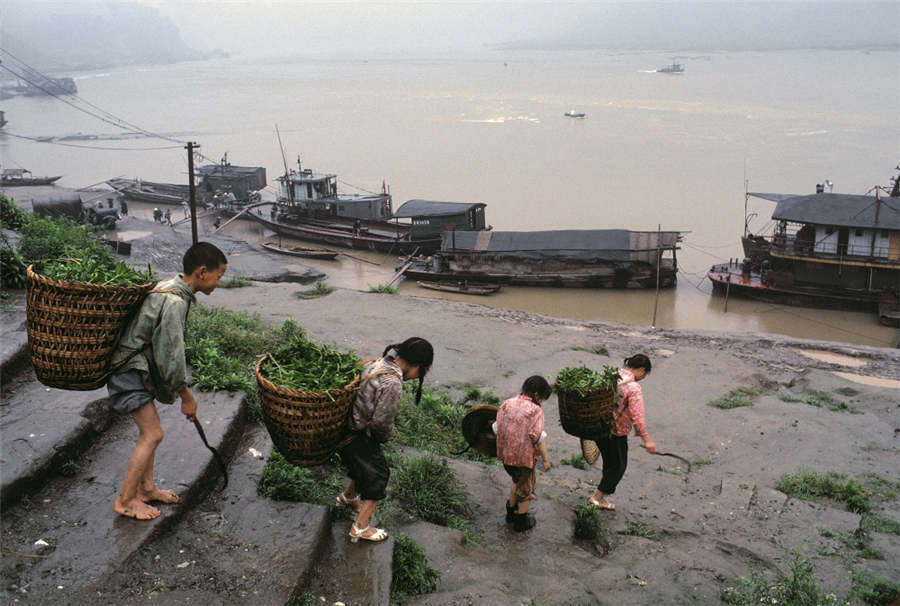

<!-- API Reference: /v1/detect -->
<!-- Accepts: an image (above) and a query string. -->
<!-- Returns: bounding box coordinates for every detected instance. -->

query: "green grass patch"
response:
[390,533,440,600]
[294,280,333,299]
[710,388,756,409]
[459,383,501,406]
[851,570,900,605]
[257,450,345,505]
[573,503,607,541]
[861,514,900,535]
[777,469,871,513]
[693,457,714,467]
[804,390,849,412]
[861,474,900,501]
[220,276,253,288]
[391,454,474,540]
[368,283,398,294]
[394,384,490,462]
[624,520,658,539]
[560,454,588,470]
[721,554,849,606]
[839,529,883,560]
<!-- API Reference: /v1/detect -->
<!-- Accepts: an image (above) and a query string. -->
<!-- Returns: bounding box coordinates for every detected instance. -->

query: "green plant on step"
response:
[390,533,440,599]
[709,387,756,409]
[368,283,397,294]
[851,569,899,605]
[257,451,344,505]
[391,453,475,540]
[573,503,606,541]
[294,280,333,299]
[777,468,871,513]
[560,454,588,470]
[721,553,850,606]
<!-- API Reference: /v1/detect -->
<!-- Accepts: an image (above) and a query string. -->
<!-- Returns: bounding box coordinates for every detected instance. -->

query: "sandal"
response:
[588,496,615,511]
[349,522,389,543]
[335,493,360,508]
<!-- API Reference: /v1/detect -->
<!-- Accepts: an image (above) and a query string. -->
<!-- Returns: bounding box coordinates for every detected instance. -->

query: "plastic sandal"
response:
[335,493,360,507]
[349,522,389,543]
[588,496,615,511]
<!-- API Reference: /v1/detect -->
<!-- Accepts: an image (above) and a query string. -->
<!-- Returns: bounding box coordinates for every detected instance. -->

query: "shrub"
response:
[392,454,472,537]
[391,533,440,599]
[18,215,108,263]
[573,503,606,540]
[0,194,28,230]
[257,450,344,505]
[0,242,26,289]
[777,469,871,513]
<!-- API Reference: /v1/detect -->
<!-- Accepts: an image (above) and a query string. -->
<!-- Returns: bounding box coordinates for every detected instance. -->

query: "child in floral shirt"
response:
[494,376,552,532]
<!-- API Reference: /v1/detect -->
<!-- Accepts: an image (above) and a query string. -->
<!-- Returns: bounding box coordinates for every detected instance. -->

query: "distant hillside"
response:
[498,2,900,52]
[0,1,208,72]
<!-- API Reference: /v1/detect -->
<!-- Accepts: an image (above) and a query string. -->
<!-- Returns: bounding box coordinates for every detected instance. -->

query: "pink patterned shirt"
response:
[613,369,648,438]
[495,395,545,468]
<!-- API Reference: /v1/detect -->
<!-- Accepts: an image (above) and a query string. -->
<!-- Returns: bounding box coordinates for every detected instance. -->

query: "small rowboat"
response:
[416,281,501,295]
[262,241,339,260]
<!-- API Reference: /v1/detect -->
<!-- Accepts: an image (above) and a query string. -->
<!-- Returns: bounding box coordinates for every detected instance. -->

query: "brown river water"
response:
[1,50,897,346]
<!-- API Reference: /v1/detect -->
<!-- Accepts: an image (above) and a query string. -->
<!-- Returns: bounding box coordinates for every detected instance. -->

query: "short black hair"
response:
[520,375,552,403]
[183,242,227,275]
[624,354,652,374]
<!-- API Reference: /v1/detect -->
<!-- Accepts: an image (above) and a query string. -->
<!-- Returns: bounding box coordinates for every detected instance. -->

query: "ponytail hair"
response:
[383,337,434,405]
[623,353,652,374]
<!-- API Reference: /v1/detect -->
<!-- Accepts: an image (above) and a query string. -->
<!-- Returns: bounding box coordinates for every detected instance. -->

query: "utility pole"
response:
[186,142,199,245]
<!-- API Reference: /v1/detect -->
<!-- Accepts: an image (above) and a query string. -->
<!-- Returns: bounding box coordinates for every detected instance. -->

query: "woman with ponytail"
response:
[586,353,656,512]
[336,337,434,543]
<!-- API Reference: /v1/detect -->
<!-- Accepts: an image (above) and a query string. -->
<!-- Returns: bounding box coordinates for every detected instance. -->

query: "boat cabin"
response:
[198,158,266,203]
[276,166,393,220]
[392,200,487,240]
[750,190,900,291]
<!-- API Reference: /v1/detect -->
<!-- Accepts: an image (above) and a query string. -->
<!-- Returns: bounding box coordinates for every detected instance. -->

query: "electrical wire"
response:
[338,179,382,195]
[3,131,184,151]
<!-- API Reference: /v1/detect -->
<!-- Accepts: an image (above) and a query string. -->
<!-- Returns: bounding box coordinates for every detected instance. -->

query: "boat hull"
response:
[261,241,339,260]
[246,212,440,255]
[406,264,676,289]
[1,176,62,186]
[416,281,501,295]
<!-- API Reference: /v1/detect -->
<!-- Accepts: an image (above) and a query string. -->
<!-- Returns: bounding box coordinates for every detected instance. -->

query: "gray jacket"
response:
[110,275,195,404]
[348,357,403,442]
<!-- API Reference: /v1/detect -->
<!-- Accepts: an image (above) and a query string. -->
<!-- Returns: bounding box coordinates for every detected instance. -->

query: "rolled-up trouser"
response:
[338,431,390,501]
[503,464,536,502]
[595,434,628,495]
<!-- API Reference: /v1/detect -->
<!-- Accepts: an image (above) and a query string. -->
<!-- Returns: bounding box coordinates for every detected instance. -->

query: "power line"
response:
[3,131,184,151]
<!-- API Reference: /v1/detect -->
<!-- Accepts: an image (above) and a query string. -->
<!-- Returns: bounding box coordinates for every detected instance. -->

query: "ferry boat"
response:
[708,169,900,324]
[403,228,682,288]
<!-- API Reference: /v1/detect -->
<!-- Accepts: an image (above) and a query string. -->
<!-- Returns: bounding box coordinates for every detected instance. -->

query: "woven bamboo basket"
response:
[461,404,499,458]
[255,354,362,467]
[25,264,153,391]
[556,386,617,439]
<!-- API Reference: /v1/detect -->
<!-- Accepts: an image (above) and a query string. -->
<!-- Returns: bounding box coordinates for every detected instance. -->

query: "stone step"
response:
[0,370,111,506]
[0,290,27,380]
[70,423,334,605]
[302,522,395,606]
[0,390,245,601]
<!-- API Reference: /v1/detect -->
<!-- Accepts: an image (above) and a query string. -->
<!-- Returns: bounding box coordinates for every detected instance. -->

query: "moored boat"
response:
[107,177,192,205]
[708,169,900,316]
[404,229,682,288]
[261,241,339,260]
[1,168,62,186]
[564,110,586,118]
[416,281,501,295]
[657,63,685,74]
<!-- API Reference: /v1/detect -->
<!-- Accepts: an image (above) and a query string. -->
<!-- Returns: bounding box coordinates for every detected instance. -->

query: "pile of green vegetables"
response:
[262,333,362,393]
[40,255,153,287]
[554,365,621,395]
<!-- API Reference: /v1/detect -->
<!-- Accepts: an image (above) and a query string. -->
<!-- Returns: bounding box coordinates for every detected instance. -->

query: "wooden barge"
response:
[404,229,681,288]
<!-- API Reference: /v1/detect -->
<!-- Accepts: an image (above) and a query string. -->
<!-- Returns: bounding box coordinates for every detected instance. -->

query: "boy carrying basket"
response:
[107,242,227,520]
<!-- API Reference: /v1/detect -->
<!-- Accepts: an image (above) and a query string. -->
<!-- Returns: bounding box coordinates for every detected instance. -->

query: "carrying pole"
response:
[186,142,199,245]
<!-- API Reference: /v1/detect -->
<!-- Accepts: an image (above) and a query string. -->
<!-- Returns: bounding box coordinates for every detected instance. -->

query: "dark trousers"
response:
[596,434,628,495]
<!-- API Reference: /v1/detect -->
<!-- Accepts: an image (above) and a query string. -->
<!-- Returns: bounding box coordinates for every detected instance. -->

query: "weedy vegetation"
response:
[710,387,756,409]
[624,520,658,539]
[573,503,608,541]
[294,280,333,299]
[777,468,870,513]
[555,365,620,395]
[721,554,850,606]
[220,276,253,288]
[391,454,474,540]
[861,514,900,535]
[257,450,345,505]
[851,570,900,605]
[391,533,440,599]
[368,283,398,294]
[560,454,588,470]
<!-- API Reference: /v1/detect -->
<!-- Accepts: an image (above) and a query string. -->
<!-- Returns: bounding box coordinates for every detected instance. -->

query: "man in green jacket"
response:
[107,242,227,520]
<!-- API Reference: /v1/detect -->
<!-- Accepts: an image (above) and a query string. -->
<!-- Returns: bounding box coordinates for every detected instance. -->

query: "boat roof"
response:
[279,169,337,183]
[748,192,801,203]
[197,164,264,177]
[393,199,486,218]
[443,229,681,255]
[770,192,900,230]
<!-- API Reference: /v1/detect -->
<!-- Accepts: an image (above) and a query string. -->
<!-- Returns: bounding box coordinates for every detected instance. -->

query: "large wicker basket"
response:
[25,264,153,391]
[556,386,617,439]
[255,354,362,467]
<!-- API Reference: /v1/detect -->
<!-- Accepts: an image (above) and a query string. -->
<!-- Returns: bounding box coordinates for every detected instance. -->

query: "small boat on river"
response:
[261,241,339,260]
[107,177,192,206]
[416,281,501,295]
[657,63,685,74]
[1,168,62,187]
[564,110,586,118]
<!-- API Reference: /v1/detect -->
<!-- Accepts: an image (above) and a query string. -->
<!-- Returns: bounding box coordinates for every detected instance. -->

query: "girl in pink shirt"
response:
[495,376,553,532]
[588,354,657,512]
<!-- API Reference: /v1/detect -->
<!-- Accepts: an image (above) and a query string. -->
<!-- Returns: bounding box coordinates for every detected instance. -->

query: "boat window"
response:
[855,229,864,237]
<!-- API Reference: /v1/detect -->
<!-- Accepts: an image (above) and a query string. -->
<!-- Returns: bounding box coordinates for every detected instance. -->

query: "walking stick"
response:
[193,418,229,490]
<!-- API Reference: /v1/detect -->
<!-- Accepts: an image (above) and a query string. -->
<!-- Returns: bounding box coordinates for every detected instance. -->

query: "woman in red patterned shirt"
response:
[495,376,553,532]
[587,354,657,512]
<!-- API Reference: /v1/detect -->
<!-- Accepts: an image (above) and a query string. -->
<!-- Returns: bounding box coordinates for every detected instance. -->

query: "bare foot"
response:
[114,498,161,520]
[138,488,180,504]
